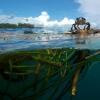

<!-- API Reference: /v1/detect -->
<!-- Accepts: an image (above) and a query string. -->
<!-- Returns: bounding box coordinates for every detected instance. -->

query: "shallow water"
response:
[0,31,100,53]
[0,29,100,100]
[0,48,99,100]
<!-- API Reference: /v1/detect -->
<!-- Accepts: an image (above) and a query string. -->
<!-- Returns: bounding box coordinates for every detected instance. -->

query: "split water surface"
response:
[0,30,100,100]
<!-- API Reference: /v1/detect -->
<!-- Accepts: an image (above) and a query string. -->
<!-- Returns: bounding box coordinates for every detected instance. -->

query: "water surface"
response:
[0,30,100,53]
[0,28,100,100]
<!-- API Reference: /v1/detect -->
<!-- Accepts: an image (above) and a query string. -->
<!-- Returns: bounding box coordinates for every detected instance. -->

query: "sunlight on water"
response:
[0,27,100,52]
[0,31,100,53]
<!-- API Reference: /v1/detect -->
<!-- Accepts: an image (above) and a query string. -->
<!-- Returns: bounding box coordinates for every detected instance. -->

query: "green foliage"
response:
[18,23,34,28]
[0,23,17,28]
[0,23,34,28]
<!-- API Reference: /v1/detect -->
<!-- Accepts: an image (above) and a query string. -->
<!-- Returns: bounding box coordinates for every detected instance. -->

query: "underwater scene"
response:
[0,26,100,100]
[1,0,100,99]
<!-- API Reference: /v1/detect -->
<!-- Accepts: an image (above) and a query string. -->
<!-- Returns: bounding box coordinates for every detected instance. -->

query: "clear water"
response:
[0,28,100,100]
[0,30,100,53]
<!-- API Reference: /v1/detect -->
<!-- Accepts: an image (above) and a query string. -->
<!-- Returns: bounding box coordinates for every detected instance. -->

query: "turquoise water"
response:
[68,61,100,100]
[0,61,100,100]
[0,28,100,100]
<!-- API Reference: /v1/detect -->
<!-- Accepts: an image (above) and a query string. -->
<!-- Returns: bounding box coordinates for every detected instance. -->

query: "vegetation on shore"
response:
[0,23,34,28]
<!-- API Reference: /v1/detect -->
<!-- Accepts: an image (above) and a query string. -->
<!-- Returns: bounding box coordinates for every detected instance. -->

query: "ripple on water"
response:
[0,33,100,53]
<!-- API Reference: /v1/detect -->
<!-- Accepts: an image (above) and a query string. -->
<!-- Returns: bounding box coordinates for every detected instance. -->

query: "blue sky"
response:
[0,0,99,27]
[0,0,80,19]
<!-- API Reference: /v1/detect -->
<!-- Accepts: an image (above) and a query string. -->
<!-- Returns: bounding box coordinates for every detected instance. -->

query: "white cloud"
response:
[0,11,74,27]
[76,0,100,27]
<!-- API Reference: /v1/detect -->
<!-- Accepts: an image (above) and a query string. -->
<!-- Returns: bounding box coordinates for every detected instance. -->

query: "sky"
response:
[0,0,99,27]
